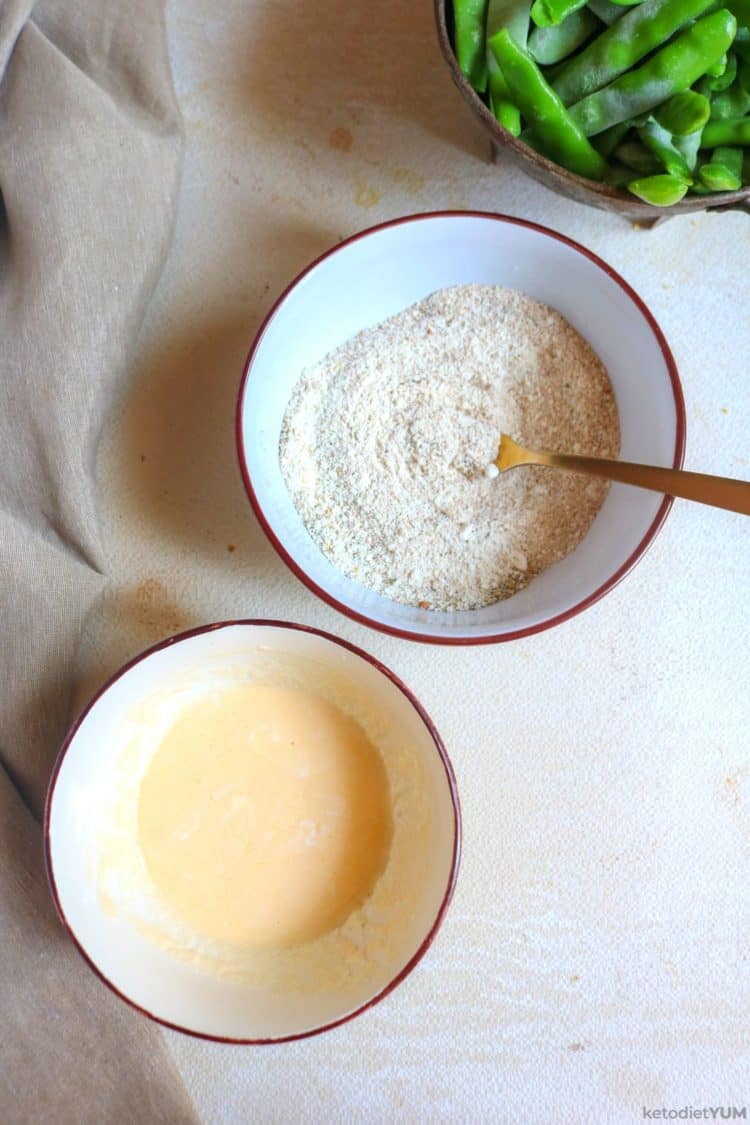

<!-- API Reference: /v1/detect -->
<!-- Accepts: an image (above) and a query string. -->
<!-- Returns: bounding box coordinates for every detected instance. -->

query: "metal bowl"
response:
[434,0,750,225]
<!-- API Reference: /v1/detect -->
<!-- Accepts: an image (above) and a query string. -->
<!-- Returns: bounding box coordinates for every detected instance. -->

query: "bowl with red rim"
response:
[45,620,461,1043]
[236,211,685,644]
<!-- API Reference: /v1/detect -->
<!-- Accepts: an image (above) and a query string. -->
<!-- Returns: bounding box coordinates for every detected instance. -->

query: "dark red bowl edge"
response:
[235,209,687,645]
[43,618,463,1045]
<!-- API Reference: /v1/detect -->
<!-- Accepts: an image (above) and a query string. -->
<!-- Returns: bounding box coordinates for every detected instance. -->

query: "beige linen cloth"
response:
[1,1,198,1120]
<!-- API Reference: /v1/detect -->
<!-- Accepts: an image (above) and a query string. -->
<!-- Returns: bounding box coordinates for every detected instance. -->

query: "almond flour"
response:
[279,284,620,612]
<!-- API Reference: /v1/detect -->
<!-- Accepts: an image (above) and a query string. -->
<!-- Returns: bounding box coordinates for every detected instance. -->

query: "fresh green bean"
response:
[488,28,609,176]
[613,139,663,173]
[528,7,601,64]
[638,118,694,179]
[711,58,750,116]
[541,58,569,82]
[554,0,721,107]
[654,91,711,135]
[709,50,737,88]
[489,89,522,132]
[487,0,531,53]
[695,72,714,95]
[626,173,690,202]
[585,0,625,24]
[531,0,587,28]
[697,156,742,186]
[710,81,750,118]
[702,114,750,142]
[705,52,729,79]
[454,0,490,91]
[713,143,745,172]
[592,119,631,154]
[486,0,530,133]
[568,10,738,136]
[501,109,523,132]
[673,128,704,169]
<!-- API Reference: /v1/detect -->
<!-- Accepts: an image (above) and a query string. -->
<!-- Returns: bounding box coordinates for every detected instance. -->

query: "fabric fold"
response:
[0,1,198,1119]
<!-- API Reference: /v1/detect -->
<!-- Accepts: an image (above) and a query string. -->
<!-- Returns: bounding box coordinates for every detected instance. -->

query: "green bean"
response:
[654,91,711,135]
[614,139,663,172]
[713,143,745,172]
[541,58,569,82]
[531,0,587,28]
[592,119,631,154]
[709,51,737,88]
[487,0,531,51]
[488,28,609,176]
[712,57,750,116]
[673,128,704,169]
[528,7,601,63]
[454,0,490,91]
[743,149,750,179]
[486,0,531,132]
[489,89,522,132]
[694,74,714,100]
[554,0,719,107]
[702,114,750,143]
[697,157,742,186]
[638,117,694,179]
[568,10,738,136]
[626,173,690,203]
[499,106,524,132]
[709,80,750,118]
[705,52,729,79]
[585,0,625,24]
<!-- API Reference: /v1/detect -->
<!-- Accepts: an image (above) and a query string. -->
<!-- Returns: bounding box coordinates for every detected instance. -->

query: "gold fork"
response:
[496,434,750,517]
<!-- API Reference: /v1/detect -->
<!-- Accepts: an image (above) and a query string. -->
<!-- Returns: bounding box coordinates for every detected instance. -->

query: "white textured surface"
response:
[75,1,750,1121]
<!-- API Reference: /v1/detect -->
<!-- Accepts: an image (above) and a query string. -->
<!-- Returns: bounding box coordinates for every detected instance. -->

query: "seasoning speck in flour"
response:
[279,285,620,611]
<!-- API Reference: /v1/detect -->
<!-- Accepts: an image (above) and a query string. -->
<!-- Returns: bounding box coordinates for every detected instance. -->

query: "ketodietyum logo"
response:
[642,1110,747,1121]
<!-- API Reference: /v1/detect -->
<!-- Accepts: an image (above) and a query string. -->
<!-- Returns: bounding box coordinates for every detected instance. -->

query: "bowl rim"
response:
[235,210,687,645]
[43,618,463,1045]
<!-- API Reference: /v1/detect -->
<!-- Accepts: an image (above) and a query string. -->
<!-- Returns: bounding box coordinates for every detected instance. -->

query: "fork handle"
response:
[532,451,750,516]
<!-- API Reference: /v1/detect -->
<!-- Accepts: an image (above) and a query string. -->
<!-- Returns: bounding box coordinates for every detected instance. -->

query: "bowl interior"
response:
[47,623,458,1041]
[239,213,682,641]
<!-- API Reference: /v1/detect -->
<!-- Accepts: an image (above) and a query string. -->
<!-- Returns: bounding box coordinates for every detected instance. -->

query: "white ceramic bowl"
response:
[45,621,461,1043]
[237,211,685,644]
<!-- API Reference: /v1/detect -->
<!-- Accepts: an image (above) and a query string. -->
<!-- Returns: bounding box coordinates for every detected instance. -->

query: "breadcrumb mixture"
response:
[279,285,620,611]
